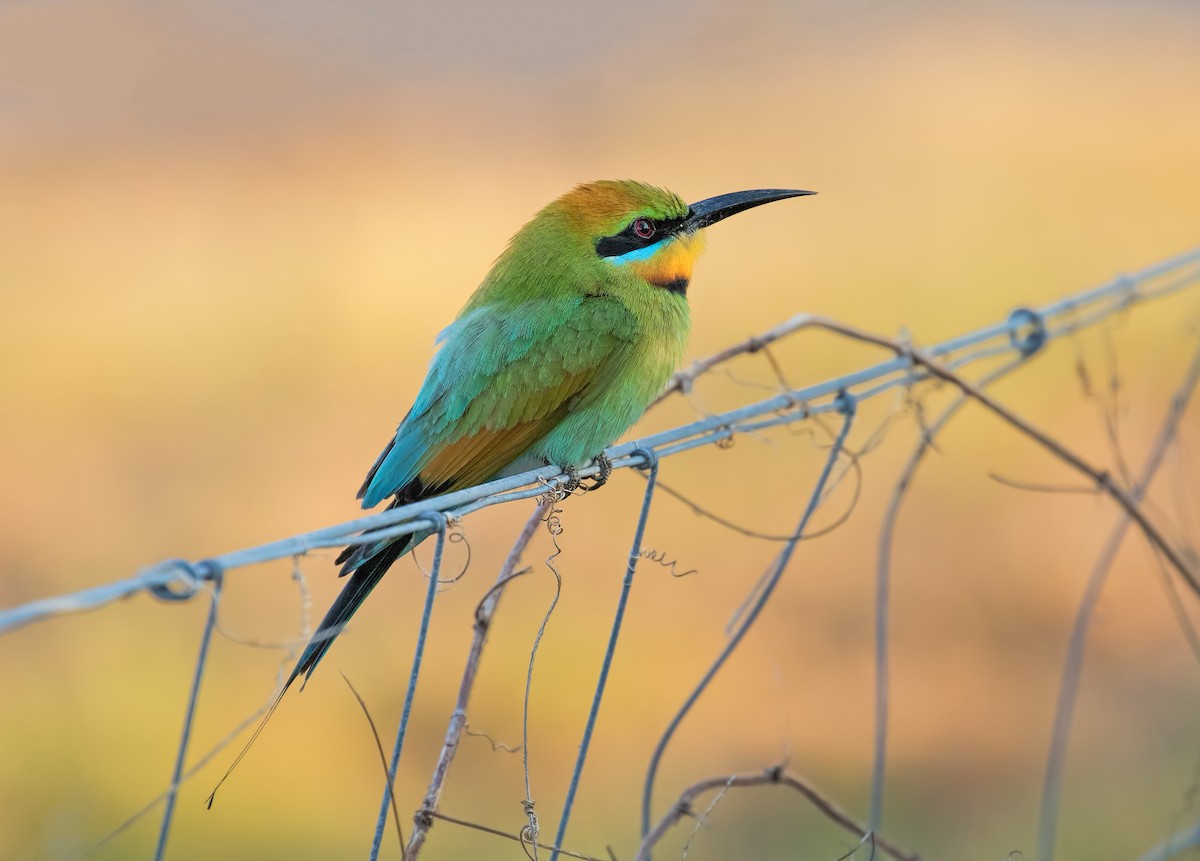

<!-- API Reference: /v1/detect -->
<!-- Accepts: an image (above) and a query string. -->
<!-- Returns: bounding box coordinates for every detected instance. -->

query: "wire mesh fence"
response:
[4,247,1200,860]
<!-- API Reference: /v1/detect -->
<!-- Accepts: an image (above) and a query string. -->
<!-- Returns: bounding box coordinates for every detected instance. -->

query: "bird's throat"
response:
[629,231,705,296]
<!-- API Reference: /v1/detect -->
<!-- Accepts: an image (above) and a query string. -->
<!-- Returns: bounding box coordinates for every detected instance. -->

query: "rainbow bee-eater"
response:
[208,181,811,800]
[296,181,812,686]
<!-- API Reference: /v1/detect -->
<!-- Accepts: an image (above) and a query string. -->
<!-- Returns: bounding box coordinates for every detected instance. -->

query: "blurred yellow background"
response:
[2,1,1199,859]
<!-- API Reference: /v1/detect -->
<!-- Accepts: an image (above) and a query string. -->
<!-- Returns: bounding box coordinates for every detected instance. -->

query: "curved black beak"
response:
[683,188,815,232]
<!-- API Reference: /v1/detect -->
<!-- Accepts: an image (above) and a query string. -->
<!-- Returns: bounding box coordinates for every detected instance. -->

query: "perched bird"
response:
[207,180,810,803]
[297,180,812,686]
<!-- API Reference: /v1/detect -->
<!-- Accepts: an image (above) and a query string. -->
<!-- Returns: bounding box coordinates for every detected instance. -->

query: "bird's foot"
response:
[578,452,614,491]
[538,464,581,500]
[560,465,583,495]
[543,453,613,498]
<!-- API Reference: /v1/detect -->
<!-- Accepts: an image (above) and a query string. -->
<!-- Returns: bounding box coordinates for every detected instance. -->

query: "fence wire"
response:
[4,246,1200,860]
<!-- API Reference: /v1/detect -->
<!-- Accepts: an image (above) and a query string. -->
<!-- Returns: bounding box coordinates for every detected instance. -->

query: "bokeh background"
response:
[2,1,1200,859]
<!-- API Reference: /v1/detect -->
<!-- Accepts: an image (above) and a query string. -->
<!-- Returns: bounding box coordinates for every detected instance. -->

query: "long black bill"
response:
[683,188,815,232]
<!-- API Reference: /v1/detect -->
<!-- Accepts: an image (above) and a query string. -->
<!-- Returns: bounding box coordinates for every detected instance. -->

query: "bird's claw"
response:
[559,466,583,495]
[579,452,614,491]
[548,453,614,497]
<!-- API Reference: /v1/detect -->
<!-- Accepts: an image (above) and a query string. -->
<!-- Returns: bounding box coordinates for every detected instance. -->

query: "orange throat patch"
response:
[630,231,706,294]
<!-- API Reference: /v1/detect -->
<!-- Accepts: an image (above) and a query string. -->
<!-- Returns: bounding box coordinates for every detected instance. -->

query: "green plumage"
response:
[207,181,810,801]
[293,180,809,685]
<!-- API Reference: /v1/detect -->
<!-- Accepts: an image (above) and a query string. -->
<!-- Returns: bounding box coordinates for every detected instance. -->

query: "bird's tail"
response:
[288,533,416,688]
[206,531,417,808]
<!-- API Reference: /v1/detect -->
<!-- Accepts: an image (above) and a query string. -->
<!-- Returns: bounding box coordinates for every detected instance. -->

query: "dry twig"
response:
[634,765,918,861]
[405,501,550,860]
[795,317,1200,598]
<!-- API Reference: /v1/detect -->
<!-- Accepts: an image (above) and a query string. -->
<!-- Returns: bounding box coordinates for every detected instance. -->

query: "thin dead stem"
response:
[426,811,608,861]
[404,501,550,860]
[800,317,1200,598]
[342,673,404,850]
[650,313,827,408]
[634,766,918,861]
[521,503,568,859]
[1037,338,1200,861]
[870,356,1027,830]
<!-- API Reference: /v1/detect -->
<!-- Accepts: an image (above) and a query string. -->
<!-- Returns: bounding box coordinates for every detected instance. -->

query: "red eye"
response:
[632,218,655,239]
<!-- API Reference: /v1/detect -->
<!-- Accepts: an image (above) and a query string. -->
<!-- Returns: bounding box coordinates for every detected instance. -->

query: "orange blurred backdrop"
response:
[2,1,1199,859]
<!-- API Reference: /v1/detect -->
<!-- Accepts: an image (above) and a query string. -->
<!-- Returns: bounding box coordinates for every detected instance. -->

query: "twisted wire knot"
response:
[631,446,659,472]
[147,559,218,602]
[834,388,858,417]
[421,510,449,535]
[1008,307,1047,357]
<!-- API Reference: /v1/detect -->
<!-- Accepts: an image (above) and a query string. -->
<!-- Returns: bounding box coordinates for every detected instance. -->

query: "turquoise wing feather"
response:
[359,295,640,508]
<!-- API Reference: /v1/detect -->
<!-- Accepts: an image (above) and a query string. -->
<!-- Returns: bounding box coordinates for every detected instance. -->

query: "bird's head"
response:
[551,180,815,296]
[478,180,813,307]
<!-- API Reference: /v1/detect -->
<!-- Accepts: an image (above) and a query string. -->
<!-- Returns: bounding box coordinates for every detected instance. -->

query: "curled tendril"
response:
[409,522,473,586]
[638,547,698,578]
[542,504,564,537]
[464,724,522,754]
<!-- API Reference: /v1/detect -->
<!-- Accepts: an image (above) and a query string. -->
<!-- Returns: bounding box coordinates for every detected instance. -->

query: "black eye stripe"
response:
[594,212,691,258]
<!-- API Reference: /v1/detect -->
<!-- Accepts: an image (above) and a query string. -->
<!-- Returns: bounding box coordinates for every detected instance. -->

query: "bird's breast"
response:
[630,293,691,403]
